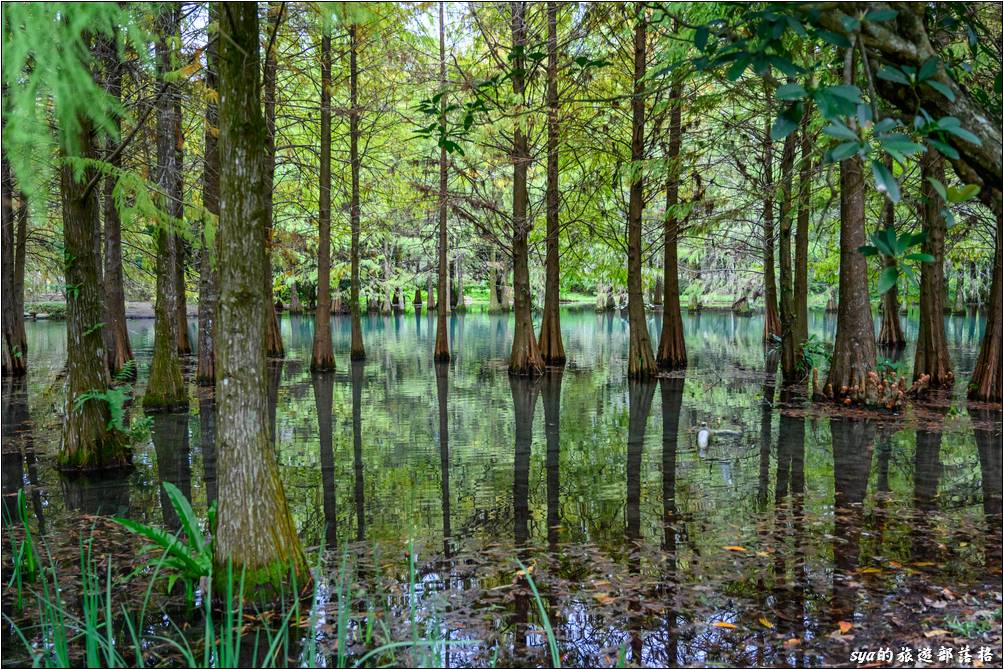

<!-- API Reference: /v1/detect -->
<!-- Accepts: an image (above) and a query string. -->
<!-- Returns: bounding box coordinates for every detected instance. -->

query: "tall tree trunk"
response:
[626,12,656,379]
[174,89,191,356]
[263,1,285,359]
[538,1,565,366]
[824,53,876,400]
[656,79,686,370]
[145,4,187,411]
[58,110,129,471]
[508,1,544,377]
[349,24,365,361]
[2,156,26,376]
[914,151,953,386]
[311,31,335,371]
[969,213,1001,402]
[793,104,811,350]
[778,128,798,383]
[101,38,132,376]
[434,2,450,362]
[761,95,781,342]
[197,7,219,385]
[877,160,905,348]
[214,1,307,594]
[13,194,28,361]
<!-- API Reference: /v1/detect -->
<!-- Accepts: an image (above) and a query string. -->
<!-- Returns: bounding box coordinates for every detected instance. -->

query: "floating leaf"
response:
[838,621,853,634]
[713,622,737,629]
[758,616,774,629]
[722,545,747,552]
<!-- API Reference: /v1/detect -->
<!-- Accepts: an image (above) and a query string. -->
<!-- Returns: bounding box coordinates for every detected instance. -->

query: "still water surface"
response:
[3,307,1001,666]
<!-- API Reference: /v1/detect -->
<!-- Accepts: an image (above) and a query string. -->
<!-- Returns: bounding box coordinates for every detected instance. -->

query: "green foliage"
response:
[4,489,40,610]
[858,228,931,294]
[797,334,830,375]
[112,482,214,602]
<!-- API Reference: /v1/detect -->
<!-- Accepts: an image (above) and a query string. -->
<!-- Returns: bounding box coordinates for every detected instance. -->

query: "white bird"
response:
[697,421,711,456]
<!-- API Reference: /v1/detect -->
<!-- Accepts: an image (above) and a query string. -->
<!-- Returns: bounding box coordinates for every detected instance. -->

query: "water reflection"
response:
[312,372,337,547]
[436,361,451,555]
[151,410,192,531]
[351,360,365,542]
[542,370,562,548]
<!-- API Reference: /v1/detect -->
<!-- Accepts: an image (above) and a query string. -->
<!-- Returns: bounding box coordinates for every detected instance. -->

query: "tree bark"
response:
[349,24,365,361]
[58,110,129,471]
[968,212,1001,402]
[434,2,450,362]
[508,1,544,377]
[656,79,686,370]
[877,159,905,349]
[761,96,781,342]
[101,38,132,376]
[626,13,657,379]
[538,1,565,367]
[778,128,798,383]
[794,104,811,350]
[197,7,219,385]
[145,4,187,411]
[311,31,335,371]
[174,87,192,356]
[2,156,26,376]
[914,150,953,386]
[263,1,285,360]
[824,51,877,401]
[214,1,307,594]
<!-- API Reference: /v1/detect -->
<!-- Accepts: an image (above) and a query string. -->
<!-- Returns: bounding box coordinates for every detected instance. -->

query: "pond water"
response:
[3,306,1002,667]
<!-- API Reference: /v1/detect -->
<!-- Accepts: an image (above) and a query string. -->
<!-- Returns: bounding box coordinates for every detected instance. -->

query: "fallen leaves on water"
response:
[757,616,774,629]
[837,621,853,634]
[713,621,737,629]
[783,638,801,647]
[593,593,615,605]
[924,629,950,637]
[722,545,747,552]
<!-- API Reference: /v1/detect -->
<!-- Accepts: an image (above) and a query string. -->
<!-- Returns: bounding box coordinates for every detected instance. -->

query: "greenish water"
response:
[2,307,1001,666]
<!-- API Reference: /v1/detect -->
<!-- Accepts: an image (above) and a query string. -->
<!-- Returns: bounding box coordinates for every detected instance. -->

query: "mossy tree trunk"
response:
[2,156,27,377]
[968,212,1001,402]
[349,24,366,361]
[877,158,905,348]
[434,2,450,362]
[101,37,133,376]
[508,1,544,377]
[263,1,285,360]
[145,4,187,412]
[58,112,129,471]
[538,1,565,367]
[174,95,192,358]
[793,103,811,350]
[656,79,686,370]
[777,128,798,383]
[761,93,781,342]
[214,1,307,595]
[197,6,219,386]
[913,150,953,386]
[626,13,657,379]
[311,30,335,371]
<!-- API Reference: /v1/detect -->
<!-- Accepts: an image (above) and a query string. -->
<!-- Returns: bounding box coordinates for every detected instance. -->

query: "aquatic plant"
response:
[112,481,214,601]
[4,489,39,610]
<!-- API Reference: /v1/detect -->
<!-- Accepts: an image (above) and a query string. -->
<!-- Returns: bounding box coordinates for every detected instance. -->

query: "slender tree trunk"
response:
[145,4,187,411]
[349,24,365,361]
[778,128,798,383]
[823,54,876,400]
[101,39,132,376]
[914,151,953,386]
[197,7,219,385]
[878,156,905,348]
[794,104,811,350]
[762,97,781,342]
[656,79,686,370]
[13,195,27,359]
[263,1,285,359]
[2,156,26,376]
[969,212,1001,402]
[626,13,656,379]
[58,111,129,471]
[434,3,450,362]
[311,31,335,371]
[174,89,191,356]
[508,1,544,377]
[214,2,307,593]
[538,1,565,367]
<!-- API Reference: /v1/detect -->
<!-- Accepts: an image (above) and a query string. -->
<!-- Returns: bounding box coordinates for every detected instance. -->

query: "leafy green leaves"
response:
[858,227,930,294]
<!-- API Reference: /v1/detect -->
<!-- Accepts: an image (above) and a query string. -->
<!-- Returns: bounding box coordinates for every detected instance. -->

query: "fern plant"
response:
[113,482,215,601]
